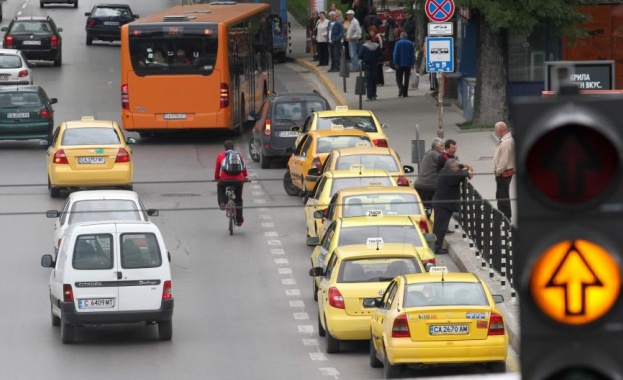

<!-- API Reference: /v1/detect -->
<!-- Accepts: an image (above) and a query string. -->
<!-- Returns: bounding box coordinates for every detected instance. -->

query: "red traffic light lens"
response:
[526,124,619,204]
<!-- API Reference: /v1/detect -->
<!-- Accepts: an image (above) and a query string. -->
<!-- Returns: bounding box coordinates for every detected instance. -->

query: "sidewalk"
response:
[287,22,520,356]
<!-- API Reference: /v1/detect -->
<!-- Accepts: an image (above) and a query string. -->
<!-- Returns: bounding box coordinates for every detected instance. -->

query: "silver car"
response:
[0,49,33,85]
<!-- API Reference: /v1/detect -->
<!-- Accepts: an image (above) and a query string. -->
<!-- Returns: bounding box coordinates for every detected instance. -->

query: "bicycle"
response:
[224,185,237,235]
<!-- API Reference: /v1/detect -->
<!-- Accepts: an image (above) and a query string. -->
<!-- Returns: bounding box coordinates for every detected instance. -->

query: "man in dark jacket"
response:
[328,11,344,72]
[358,34,381,101]
[392,32,415,97]
[414,137,444,207]
[432,159,472,254]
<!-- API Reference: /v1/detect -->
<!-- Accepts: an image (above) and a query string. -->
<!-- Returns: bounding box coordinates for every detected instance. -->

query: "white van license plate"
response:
[429,324,468,335]
[78,298,115,309]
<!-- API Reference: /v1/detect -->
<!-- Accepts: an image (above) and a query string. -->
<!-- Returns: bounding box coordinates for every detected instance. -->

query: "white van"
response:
[41,221,174,344]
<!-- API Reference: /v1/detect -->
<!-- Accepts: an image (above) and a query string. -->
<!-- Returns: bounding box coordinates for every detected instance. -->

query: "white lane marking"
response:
[271,248,285,255]
[302,338,318,346]
[282,278,297,285]
[262,222,275,228]
[251,184,261,190]
[267,240,282,246]
[258,214,272,220]
[265,231,279,237]
[252,191,263,197]
[17,11,22,16]
[286,289,301,296]
[253,199,267,204]
[274,258,289,265]
[258,208,270,213]
[290,300,305,308]
[309,353,328,361]
[293,312,309,320]
[319,368,340,377]
[278,268,292,275]
[298,325,314,333]
[22,4,27,8]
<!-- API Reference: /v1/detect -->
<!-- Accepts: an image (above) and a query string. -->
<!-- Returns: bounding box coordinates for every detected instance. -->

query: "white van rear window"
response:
[73,234,113,270]
[121,233,162,269]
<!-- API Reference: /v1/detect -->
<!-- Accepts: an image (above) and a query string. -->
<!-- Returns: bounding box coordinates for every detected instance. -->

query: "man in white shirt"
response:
[345,10,362,71]
[493,121,515,219]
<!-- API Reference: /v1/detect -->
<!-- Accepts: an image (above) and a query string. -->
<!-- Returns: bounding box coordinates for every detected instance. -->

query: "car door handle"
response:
[116,272,122,280]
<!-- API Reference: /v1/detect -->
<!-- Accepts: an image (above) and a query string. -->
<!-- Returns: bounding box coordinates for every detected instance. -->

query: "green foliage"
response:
[456,121,494,130]
[288,0,309,26]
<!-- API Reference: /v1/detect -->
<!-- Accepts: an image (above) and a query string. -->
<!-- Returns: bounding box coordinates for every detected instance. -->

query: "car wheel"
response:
[123,184,133,191]
[325,329,340,353]
[383,348,402,379]
[317,312,325,337]
[40,1,44,8]
[301,191,309,204]
[158,320,173,341]
[277,51,286,63]
[259,149,271,169]
[86,36,92,46]
[60,320,75,344]
[312,278,318,302]
[50,304,60,327]
[283,170,298,196]
[48,177,61,198]
[369,339,383,368]
[74,0,78,8]
[488,362,507,373]
[248,138,260,162]
[53,55,62,67]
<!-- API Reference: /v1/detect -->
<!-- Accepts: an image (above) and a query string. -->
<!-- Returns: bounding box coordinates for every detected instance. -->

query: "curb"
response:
[295,58,348,107]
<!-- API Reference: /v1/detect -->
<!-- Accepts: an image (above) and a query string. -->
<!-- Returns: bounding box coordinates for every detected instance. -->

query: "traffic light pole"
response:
[437,72,444,138]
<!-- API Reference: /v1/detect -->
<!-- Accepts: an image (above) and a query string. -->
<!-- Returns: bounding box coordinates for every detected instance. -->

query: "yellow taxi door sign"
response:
[530,239,621,325]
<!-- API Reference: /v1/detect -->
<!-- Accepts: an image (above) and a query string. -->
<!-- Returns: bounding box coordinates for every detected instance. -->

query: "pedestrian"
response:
[358,33,381,101]
[364,6,382,32]
[308,11,319,60]
[493,121,515,219]
[402,12,416,42]
[351,0,368,28]
[345,10,362,71]
[437,139,473,173]
[315,11,330,67]
[432,159,473,254]
[392,32,414,98]
[414,137,445,208]
[382,10,397,70]
[368,26,384,86]
[327,11,344,73]
[330,2,343,22]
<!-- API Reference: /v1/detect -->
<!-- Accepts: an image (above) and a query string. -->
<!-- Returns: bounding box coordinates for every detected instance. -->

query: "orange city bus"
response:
[120,2,273,136]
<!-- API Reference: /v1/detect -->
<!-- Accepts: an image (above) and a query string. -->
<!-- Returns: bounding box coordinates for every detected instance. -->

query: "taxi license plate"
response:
[78,156,106,164]
[278,131,300,137]
[429,325,469,335]
[103,21,120,25]
[22,40,42,45]
[163,113,187,120]
[78,298,115,309]
[7,113,29,118]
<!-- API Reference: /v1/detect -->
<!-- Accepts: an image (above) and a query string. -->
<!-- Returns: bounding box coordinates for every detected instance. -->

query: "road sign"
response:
[425,37,454,73]
[425,0,455,23]
[427,22,453,36]
[530,239,621,325]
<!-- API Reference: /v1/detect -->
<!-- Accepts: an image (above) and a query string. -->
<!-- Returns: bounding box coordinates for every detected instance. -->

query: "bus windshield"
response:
[128,24,218,76]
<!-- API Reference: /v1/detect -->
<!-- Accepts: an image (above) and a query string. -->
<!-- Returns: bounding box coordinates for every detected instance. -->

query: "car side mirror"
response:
[28,63,36,68]
[41,254,55,268]
[403,165,415,173]
[292,125,301,132]
[49,98,58,105]
[46,210,60,218]
[126,137,137,144]
[313,209,327,219]
[147,209,159,217]
[307,167,319,176]
[309,267,325,277]
[58,28,63,32]
[39,139,50,147]
[1,27,7,32]
[306,236,320,246]
[168,251,171,263]
[84,12,91,16]
[134,14,140,18]
[382,123,389,130]
[363,298,381,308]
[425,233,437,243]
[492,294,504,304]
[425,262,434,272]
[285,147,294,155]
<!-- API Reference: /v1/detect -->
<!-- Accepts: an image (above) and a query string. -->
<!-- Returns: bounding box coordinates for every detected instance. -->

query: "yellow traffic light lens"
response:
[530,239,621,325]
[526,124,619,204]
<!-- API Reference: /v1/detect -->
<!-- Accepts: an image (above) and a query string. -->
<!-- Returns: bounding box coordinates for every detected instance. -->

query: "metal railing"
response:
[458,180,517,300]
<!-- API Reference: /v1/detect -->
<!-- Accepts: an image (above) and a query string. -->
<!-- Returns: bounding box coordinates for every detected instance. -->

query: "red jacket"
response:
[214,151,248,181]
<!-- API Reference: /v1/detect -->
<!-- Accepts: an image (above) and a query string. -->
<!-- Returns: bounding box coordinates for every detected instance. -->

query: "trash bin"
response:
[462,77,476,122]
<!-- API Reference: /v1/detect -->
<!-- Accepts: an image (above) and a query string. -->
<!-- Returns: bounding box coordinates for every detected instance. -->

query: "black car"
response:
[0,85,57,145]
[249,92,330,168]
[85,4,139,46]
[1,16,63,66]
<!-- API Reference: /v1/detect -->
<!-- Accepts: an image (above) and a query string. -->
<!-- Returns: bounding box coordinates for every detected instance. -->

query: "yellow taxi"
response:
[309,215,437,301]
[314,146,414,187]
[47,116,135,198]
[284,129,372,196]
[309,243,428,354]
[369,270,508,378]
[314,186,432,240]
[304,168,397,243]
[297,105,390,147]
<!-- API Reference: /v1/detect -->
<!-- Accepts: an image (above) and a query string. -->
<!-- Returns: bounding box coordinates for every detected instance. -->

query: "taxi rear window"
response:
[69,200,142,225]
[404,282,488,307]
[338,225,423,247]
[335,154,399,172]
[330,176,393,195]
[317,136,370,153]
[61,127,120,146]
[342,193,422,217]
[317,116,377,132]
[338,257,421,283]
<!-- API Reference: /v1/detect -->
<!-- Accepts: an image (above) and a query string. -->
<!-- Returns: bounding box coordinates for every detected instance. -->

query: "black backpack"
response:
[221,150,244,175]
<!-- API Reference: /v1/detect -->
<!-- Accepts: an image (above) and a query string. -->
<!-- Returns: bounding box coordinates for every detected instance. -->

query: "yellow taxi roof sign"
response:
[81,116,95,121]
[331,124,344,131]
[335,105,349,111]
[350,164,364,171]
[355,142,370,147]
[366,209,383,218]
[428,266,449,274]
[366,237,384,248]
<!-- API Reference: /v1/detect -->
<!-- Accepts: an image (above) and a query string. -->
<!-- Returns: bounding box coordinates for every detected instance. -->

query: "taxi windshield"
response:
[61,128,121,146]
[335,154,399,172]
[337,225,424,247]
[330,176,393,195]
[316,136,370,153]
[317,116,377,132]
[342,193,422,217]
[404,282,488,307]
[68,200,142,225]
[338,257,421,283]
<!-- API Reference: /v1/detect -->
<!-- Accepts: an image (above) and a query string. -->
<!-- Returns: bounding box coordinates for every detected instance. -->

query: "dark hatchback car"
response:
[249,92,330,168]
[0,85,57,145]
[85,4,139,46]
[1,16,63,66]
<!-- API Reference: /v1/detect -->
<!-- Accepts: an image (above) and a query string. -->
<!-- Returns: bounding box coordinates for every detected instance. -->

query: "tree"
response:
[454,0,588,125]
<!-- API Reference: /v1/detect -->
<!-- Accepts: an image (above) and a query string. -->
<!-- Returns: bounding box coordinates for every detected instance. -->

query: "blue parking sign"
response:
[426,37,454,73]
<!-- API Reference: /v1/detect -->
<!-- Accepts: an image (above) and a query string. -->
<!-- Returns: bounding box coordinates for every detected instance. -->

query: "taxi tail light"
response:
[40,109,51,119]
[396,175,409,187]
[328,287,345,309]
[162,280,172,300]
[418,218,429,233]
[53,149,69,164]
[220,83,229,109]
[18,70,29,78]
[4,36,13,48]
[312,156,322,171]
[392,314,411,338]
[264,119,271,136]
[115,148,130,163]
[422,258,436,266]
[51,35,59,48]
[488,312,505,335]
[373,139,388,147]
[63,284,74,302]
[121,84,129,110]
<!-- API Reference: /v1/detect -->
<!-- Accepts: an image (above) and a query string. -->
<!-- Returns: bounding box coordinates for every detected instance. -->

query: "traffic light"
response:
[512,85,623,380]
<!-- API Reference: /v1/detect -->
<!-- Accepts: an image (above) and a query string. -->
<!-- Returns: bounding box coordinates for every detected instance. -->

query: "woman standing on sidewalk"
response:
[369,26,384,86]
[308,11,319,60]
[315,12,330,67]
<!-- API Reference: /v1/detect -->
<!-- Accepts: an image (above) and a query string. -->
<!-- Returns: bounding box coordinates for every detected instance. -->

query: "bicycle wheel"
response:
[228,205,234,235]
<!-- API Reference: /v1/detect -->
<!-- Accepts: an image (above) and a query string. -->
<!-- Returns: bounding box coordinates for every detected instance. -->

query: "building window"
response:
[508,24,561,82]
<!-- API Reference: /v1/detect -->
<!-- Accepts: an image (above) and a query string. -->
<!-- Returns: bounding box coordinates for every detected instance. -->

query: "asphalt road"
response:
[0,1,513,378]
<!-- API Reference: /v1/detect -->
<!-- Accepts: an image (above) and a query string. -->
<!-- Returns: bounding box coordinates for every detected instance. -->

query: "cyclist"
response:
[215,140,248,227]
